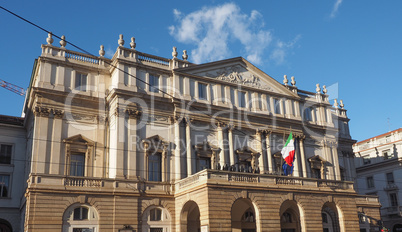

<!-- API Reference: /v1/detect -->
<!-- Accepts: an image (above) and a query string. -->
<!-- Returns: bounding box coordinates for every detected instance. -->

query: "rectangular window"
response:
[198,83,207,100]
[0,175,10,197]
[390,193,399,207]
[73,229,92,232]
[303,107,312,121]
[265,96,271,112]
[383,150,393,160]
[221,86,226,103]
[363,156,371,165]
[387,172,395,185]
[75,73,87,91]
[70,153,85,176]
[239,91,246,108]
[150,228,163,232]
[274,98,281,114]
[149,75,159,93]
[148,153,161,181]
[198,157,211,171]
[0,144,12,164]
[366,176,374,188]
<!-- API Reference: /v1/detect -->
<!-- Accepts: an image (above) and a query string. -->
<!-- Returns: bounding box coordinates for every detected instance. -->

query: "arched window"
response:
[74,207,89,220]
[150,208,162,221]
[63,204,98,232]
[242,208,255,222]
[142,206,172,232]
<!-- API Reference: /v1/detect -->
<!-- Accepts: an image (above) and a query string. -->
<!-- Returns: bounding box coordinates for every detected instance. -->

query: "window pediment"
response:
[194,141,221,157]
[142,135,168,152]
[236,146,259,158]
[63,134,95,146]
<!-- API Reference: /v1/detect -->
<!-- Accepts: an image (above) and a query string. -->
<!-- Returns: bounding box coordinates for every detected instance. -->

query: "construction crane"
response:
[0,78,26,96]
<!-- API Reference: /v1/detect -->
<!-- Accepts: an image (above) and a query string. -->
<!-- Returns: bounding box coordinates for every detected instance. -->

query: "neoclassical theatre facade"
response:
[22,34,380,232]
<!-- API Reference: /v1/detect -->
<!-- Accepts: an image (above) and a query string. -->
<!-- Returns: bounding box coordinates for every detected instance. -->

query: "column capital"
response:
[34,106,50,117]
[126,109,142,119]
[295,134,306,140]
[52,109,64,119]
[262,129,272,135]
[215,121,226,128]
[227,124,235,131]
[183,116,193,125]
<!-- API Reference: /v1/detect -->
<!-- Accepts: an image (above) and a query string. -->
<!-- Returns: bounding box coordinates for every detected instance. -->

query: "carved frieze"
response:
[205,65,273,91]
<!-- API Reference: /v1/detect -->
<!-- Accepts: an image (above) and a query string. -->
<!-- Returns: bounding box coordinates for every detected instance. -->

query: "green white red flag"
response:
[281,132,295,166]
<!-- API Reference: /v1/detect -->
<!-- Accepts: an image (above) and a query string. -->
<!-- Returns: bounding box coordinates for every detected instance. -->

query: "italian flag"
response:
[281,132,295,166]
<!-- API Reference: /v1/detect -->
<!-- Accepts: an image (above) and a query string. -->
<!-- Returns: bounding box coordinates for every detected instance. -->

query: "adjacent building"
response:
[1,33,382,232]
[0,115,26,232]
[354,128,402,231]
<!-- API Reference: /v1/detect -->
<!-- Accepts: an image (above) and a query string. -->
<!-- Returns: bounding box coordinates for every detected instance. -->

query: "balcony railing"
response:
[175,169,355,191]
[65,50,100,64]
[137,52,170,66]
[64,177,103,187]
[27,170,355,195]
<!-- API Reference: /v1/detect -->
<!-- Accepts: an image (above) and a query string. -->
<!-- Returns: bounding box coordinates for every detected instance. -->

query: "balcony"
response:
[27,174,173,195]
[384,183,399,191]
[175,169,355,194]
[27,170,355,196]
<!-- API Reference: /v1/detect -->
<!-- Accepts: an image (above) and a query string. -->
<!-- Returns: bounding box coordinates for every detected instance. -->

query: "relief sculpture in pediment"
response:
[206,65,273,91]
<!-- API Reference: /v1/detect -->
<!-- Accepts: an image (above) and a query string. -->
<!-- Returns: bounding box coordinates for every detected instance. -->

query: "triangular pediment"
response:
[63,134,94,146]
[143,135,168,144]
[176,57,298,98]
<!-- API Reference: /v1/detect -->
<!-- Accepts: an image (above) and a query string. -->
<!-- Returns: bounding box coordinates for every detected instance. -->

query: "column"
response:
[174,117,182,180]
[217,123,225,168]
[299,136,307,178]
[32,106,50,174]
[127,110,140,179]
[50,110,63,174]
[292,135,300,177]
[109,103,125,178]
[344,152,351,181]
[228,125,235,166]
[331,143,341,180]
[255,129,265,173]
[185,117,193,176]
[162,147,167,182]
[265,131,273,173]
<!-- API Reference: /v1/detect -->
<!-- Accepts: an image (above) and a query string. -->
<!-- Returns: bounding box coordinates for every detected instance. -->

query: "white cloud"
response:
[330,0,343,18]
[169,3,296,65]
[105,47,115,59]
[270,35,301,65]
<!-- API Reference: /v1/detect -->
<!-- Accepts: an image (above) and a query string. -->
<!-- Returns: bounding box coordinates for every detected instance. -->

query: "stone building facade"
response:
[0,115,26,232]
[20,33,380,232]
[354,128,402,231]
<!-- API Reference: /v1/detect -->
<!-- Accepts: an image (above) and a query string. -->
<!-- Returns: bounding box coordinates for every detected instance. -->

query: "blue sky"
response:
[0,0,401,142]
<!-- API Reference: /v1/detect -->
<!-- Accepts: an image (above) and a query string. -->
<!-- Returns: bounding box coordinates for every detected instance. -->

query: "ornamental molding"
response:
[206,65,273,91]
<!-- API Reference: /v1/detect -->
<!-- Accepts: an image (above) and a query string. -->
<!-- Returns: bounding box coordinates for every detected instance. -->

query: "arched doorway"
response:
[280,200,301,232]
[180,201,200,232]
[321,202,340,232]
[0,219,12,232]
[231,198,257,232]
